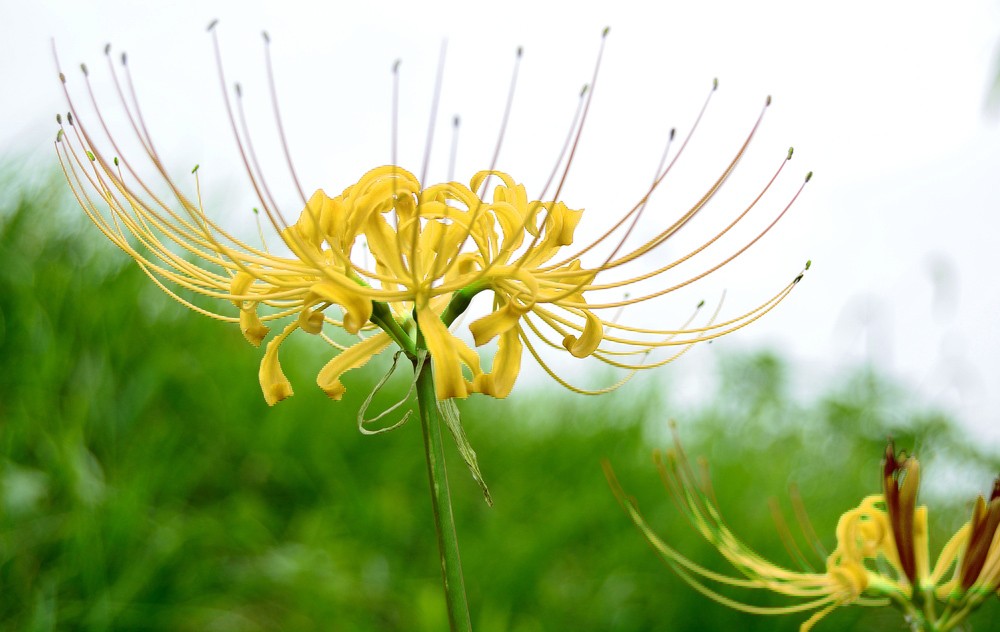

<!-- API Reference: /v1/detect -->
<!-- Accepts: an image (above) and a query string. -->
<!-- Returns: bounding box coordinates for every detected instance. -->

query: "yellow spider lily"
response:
[55,27,809,406]
[606,434,1000,631]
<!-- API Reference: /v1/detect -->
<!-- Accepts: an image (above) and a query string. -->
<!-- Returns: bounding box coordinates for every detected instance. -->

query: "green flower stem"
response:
[413,350,473,632]
[441,283,487,328]
[371,301,417,357]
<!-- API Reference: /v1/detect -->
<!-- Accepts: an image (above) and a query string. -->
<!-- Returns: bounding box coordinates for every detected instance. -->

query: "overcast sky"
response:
[3,0,1000,444]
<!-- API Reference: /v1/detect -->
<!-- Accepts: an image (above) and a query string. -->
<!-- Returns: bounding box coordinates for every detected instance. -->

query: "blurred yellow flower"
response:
[55,28,809,407]
[606,435,1000,631]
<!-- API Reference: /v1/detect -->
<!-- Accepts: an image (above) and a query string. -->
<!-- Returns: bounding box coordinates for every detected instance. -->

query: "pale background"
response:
[2,0,999,443]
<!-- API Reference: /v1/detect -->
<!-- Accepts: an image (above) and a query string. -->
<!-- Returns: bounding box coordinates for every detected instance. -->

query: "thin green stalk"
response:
[414,352,473,632]
[371,301,417,356]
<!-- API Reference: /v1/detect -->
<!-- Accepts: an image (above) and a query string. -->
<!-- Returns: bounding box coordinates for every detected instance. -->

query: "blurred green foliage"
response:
[1,175,998,631]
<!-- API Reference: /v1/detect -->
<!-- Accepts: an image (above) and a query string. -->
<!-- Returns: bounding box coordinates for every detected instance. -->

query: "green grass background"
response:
[1,175,998,631]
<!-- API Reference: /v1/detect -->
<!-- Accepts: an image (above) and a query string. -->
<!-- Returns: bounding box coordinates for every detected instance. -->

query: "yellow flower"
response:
[55,28,809,406]
[606,435,1000,631]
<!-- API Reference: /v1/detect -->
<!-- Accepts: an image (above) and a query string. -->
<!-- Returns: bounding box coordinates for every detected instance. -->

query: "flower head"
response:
[55,26,809,407]
[605,433,1000,631]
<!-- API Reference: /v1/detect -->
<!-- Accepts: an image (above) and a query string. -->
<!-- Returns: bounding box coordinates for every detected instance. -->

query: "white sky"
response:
[3,0,999,444]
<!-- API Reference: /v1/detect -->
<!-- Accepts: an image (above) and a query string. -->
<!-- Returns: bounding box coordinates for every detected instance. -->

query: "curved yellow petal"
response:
[363,214,409,281]
[297,308,325,335]
[240,308,269,346]
[417,305,479,400]
[229,270,255,306]
[310,279,373,335]
[550,202,583,246]
[294,189,336,247]
[468,300,530,347]
[317,332,393,400]
[472,328,522,398]
[562,309,603,358]
[828,561,868,601]
[259,322,297,406]
[455,332,484,382]
[281,189,356,264]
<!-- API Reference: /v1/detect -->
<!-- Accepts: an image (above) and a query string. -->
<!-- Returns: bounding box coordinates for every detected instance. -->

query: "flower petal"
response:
[550,202,583,246]
[297,308,325,335]
[317,332,393,400]
[240,308,269,347]
[259,322,297,406]
[310,279,373,335]
[562,308,603,358]
[229,270,256,307]
[417,305,480,400]
[472,328,522,398]
[468,300,530,347]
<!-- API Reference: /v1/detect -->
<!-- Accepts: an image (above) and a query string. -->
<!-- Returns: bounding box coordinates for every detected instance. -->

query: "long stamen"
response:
[477,45,523,198]
[209,21,287,232]
[549,27,608,205]
[432,46,525,285]
[419,40,447,186]
[563,173,811,310]
[209,25,381,289]
[507,28,608,273]
[770,498,817,573]
[262,30,309,206]
[580,145,794,296]
[517,322,638,395]
[544,80,717,270]
[436,29,606,316]
[453,82,587,288]
[233,81,285,225]
[60,57,247,284]
[592,126,678,269]
[600,94,774,271]
[392,59,400,170]
[790,484,829,563]
[448,115,460,182]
